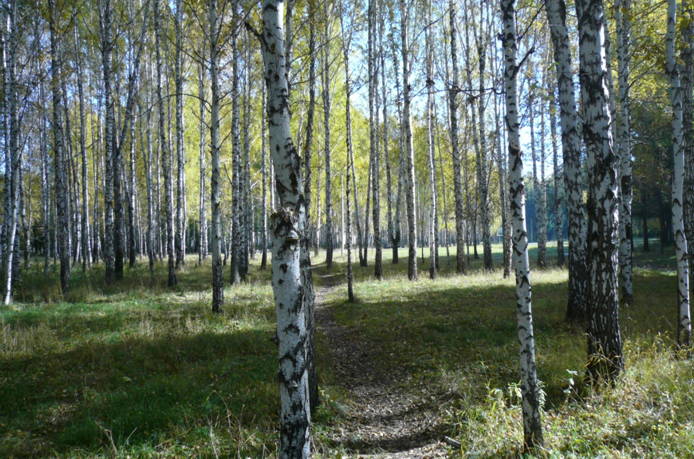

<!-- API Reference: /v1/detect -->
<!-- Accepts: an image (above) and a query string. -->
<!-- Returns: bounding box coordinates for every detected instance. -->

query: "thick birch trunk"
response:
[501,0,544,447]
[255,1,312,454]
[546,0,588,322]
[576,0,624,381]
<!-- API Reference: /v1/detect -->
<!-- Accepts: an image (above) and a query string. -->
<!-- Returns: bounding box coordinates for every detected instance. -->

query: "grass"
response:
[0,240,689,458]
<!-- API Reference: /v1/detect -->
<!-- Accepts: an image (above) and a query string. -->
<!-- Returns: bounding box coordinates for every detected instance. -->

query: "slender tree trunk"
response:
[142,96,155,281]
[175,0,186,269]
[616,0,633,303]
[425,0,436,279]
[538,94,547,268]
[368,0,382,279]
[75,22,91,271]
[155,0,176,287]
[501,0,544,447]
[401,0,417,280]
[577,0,624,382]
[546,0,588,322]
[231,14,243,284]
[3,0,22,301]
[199,39,208,264]
[340,7,356,299]
[448,2,466,274]
[242,29,253,268]
[667,0,691,348]
[255,2,312,454]
[550,88,564,267]
[101,0,115,285]
[684,0,694,311]
[210,0,223,312]
[323,0,333,269]
[261,82,268,269]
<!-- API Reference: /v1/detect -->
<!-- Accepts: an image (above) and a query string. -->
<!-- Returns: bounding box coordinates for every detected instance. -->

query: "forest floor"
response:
[314,268,449,458]
[2,241,694,458]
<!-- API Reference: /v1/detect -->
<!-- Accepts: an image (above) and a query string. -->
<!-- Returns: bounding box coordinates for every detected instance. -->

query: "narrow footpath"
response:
[313,269,452,458]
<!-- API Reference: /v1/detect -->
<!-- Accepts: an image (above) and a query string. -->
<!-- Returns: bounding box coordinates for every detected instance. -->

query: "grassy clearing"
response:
[1,241,689,458]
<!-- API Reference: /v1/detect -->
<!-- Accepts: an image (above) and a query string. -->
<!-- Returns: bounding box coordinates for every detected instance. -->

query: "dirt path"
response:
[313,270,451,458]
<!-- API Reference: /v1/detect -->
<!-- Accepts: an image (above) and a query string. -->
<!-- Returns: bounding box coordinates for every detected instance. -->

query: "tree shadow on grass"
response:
[0,328,279,457]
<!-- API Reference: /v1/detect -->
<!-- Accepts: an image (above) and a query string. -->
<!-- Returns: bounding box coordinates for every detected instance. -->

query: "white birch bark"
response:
[401,0,417,280]
[501,0,543,446]
[254,1,311,454]
[616,0,633,303]
[576,0,624,381]
[209,0,223,312]
[322,0,333,269]
[154,0,176,287]
[425,0,436,279]
[667,0,691,348]
[448,0,466,274]
[546,0,588,322]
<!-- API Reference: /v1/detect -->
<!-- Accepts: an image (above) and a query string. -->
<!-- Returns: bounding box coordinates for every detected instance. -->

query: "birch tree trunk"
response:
[255,1,312,453]
[340,7,356,299]
[683,0,694,313]
[243,30,253,268]
[401,0,417,280]
[155,0,176,287]
[576,0,624,381]
[425,0,436,279]
[209,0,223,312]
[175,0,186,269]
[667,0,691,348]
[3,0,22,302]
[550,88,564,267]
[538,93,548,268]
[101,0,115,285]
[199,38,208,264]
[75,20,91,272]
[322,0,333,269]
[368,0,382,279]
[546,0,588,322]
[448,0,466,274]
[529,97,545,268]
[231,15,243,284]
[261,81,268,269]
[616,0,633,303]
[501,0,543,446]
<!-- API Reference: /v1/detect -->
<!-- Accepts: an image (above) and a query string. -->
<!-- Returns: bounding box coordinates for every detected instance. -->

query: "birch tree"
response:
[251,0,312,452]
[501,0,543,446]
[577,0,624,381]
[448,0,466,274]
[546,0,588,322]
[209,0,224,313]
[666,0,691,347]
[616,0,633,303]
[155,0,176,287]
[401,0,417,280]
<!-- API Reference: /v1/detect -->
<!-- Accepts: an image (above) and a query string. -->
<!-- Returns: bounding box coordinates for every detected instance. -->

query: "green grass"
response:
[1,240,689,458]
[1,257,279,458]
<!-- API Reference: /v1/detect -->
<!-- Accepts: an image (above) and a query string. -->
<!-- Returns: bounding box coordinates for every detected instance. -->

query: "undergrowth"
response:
[1,242,691,458]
